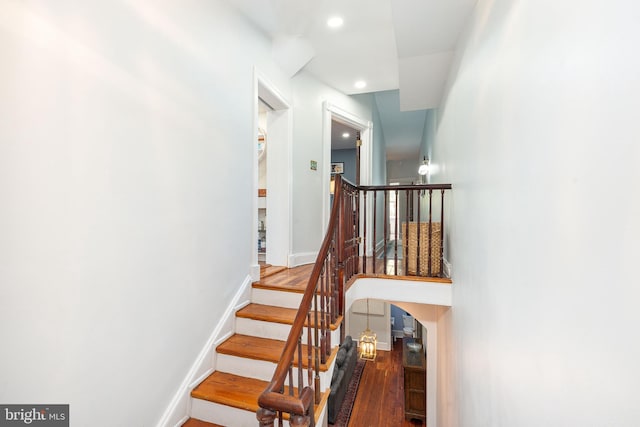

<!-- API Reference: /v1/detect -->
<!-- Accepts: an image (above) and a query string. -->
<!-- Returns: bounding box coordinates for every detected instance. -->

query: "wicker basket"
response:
[402,222,442,276]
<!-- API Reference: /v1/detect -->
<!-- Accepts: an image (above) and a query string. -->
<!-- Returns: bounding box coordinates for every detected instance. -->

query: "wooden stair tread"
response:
[237,303,298,324]
[181,418,223,427]
[253,264,313,292]
[217,334,336,371]
[191,371,274,412]
[192,371,329,423]
[237,303,341,330]
[260,265,288,279]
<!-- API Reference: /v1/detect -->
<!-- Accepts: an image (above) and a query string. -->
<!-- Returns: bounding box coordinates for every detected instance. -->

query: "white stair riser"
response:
[236,318,340,347]
[235,318,300,342]
[251,288,302,309]
[191,398,257,427]
[216,353,331,390]
[191,396,329,427]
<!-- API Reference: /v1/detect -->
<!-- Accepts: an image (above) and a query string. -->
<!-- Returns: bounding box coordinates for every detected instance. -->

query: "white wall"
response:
[433,1,640,425]
[370,97,388,187]
[387,158,421,183]
[290,72,372,257]
[0,1,286,426]
[346,300,391,351]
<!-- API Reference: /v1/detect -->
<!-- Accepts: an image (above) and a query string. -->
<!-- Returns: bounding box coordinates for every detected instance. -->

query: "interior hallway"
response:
[348,339,424,427]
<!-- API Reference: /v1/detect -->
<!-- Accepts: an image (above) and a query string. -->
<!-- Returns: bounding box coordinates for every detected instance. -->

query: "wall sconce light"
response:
[418,156,430,176]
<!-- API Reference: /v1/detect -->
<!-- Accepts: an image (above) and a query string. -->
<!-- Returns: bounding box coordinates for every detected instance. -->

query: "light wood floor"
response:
[348,339,424,427]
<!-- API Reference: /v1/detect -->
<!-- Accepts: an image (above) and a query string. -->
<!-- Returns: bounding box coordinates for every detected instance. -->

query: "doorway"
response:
[253,74,292,280]
[322,102,373,255]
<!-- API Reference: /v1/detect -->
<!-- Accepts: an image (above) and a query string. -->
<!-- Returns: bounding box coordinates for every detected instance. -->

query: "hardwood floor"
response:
[254,264,314,291]
[348,339,424,427]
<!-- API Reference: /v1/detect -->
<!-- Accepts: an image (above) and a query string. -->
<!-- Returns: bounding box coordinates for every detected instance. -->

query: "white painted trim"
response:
[188,368,215,390]
[172,416,189,427]
[253,68,293,269]
[345,277,452,313]
[322,101,374,233]
[377,340,392,351]
[155,275,253,427]
[288,251,318,267]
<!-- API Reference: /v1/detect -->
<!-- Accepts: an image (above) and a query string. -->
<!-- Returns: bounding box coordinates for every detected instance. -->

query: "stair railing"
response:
[257,175,452,426]
[256,174,356,427]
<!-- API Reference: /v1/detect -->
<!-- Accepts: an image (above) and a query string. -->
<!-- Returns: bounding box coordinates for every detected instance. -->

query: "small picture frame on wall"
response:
[331,162,344,175]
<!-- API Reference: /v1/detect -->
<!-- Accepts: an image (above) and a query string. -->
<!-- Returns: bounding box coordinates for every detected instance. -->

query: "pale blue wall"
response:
[331,148,357,184]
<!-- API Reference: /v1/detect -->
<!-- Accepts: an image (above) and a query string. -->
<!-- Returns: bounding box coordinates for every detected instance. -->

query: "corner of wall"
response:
[155,275,253,427]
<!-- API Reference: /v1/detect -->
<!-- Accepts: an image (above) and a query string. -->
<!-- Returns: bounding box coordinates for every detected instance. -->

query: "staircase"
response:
[183,269,341,427]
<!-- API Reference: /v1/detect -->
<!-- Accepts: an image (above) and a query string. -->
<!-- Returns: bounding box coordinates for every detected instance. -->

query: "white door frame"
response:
[252,70,292,281]
[322,101,374,256]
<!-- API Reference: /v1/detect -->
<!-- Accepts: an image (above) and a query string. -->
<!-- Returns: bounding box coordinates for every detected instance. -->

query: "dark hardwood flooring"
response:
[348,339,424,427]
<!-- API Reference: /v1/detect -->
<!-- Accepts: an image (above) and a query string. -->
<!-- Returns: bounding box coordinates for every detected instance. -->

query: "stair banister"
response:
[257,174,348,427]
[256,176,452,426]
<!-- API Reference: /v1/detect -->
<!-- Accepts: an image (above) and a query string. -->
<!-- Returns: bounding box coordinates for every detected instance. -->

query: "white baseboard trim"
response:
[156,274,253,427]
[172,416,189,427]
[288,251,318,267]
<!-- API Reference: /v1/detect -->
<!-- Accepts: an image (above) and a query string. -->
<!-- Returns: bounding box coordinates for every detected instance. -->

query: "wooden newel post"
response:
[257,408,276,427]
[289,414,310,427]
[335,175,346,344]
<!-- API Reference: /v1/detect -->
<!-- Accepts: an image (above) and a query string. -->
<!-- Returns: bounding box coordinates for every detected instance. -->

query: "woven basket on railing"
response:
[401,222,442,276]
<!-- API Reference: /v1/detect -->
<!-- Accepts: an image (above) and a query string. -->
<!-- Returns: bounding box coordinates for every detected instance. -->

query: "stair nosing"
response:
[236,303,341,330]
[217,334,337,371]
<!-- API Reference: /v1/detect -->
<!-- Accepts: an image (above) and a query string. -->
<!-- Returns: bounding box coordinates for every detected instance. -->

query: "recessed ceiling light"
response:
[354,80,367,89]
[327,16,344,28]
[342,132,350,139]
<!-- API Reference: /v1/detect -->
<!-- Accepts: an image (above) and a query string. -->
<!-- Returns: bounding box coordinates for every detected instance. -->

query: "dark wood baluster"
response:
[428,189,433,277]
[440,189,445,277]
[352,189,357,278]
[355,189,360,276]
[373,191,377,274]
[416,192,421,276]
[308,307,313,393]
[348,191,353,279]
[324,256,331,355]
[312,303,321,403]
[352,189,356,278]
[288,364,293,397]
[363,191,367,274]
[383,190,388,275]
[257,407,276,427]
[405,189,410,276]
[320,262,326,361]
[331,229,340,322]
[337,184,345,343]
[297,339,303,397]
[394,188,399,275]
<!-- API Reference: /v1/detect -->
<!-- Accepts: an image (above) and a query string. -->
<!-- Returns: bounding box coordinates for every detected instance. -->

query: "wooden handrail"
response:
[257,175,348,426]
[358,183,452,191]
[256,175,452,426]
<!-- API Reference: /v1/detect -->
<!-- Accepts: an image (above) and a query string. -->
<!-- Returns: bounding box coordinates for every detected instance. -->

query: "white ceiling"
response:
[226,0,476,160]
[331,120,359,151]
